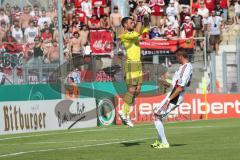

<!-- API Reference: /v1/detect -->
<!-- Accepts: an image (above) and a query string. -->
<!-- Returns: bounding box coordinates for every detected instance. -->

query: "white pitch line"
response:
[0,137,154,158]
[0,128,108,141]
[0,124,153,141]
[2,125,229,146]
[2,138,124,146]
[0,118,237,141]
[0,122,236,142]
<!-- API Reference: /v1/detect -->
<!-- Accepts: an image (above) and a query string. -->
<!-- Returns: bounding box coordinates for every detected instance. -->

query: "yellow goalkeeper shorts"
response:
[124,61,143,86]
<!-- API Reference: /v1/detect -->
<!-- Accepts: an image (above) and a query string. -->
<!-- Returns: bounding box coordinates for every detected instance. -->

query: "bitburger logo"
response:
[3,105,46,131]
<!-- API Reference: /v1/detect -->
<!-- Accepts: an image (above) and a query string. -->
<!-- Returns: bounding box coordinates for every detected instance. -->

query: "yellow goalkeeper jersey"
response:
[119,31,141,62]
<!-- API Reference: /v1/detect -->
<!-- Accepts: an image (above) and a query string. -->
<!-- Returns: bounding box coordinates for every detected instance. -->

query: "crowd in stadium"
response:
[0,0,239,64]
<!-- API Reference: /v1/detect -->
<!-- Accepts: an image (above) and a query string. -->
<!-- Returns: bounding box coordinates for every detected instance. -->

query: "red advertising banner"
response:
[140,38,195,55]
[140,39,178,52]
[115,94,240,125]
[90,30,113,55]
[178,38,195,49]
[0,43,24,53]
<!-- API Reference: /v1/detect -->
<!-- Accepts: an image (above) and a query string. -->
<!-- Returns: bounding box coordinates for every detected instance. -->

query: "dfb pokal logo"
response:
[97,99,115,126]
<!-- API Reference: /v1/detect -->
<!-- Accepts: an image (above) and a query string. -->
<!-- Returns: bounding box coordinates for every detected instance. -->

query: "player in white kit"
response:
[151,49,193,149]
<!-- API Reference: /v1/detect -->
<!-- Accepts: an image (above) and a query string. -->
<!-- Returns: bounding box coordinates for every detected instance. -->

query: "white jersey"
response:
[170,62,193,105]
[234,3,240,14]
[198,8,209,18]
[12,28,23,43]
[38,16,52,28]
[81,1,92,18]
[208,16,222,35]
[154,62,193,116]
[68,71,81,84]
[166,6,178,22]
[24,27,39,43]
[0,15,9,24]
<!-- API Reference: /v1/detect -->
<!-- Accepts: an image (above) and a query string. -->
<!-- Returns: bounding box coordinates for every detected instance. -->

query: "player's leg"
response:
[151,114,169,149]
[135,62,143,97]
[119,62,142,127]
[151,96,170,149]
[122,86,136,116]
[118,85,136,127]
[150,15,157,26]
[161,103,179,119]
[153,117,169,149]
[153,93,170,116]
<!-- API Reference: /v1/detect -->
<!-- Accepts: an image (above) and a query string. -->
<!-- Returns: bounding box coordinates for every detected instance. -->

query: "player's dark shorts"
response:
[124,61,143,86]
[209,35,220,45]
[195,30,204,38]
[195,30,204,42]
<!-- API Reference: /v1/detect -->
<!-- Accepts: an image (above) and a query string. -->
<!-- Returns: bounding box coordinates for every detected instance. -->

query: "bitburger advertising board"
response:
[0,98,97,134]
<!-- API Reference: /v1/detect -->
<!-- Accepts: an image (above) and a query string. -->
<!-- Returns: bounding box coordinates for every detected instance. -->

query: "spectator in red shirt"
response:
[180,16,196,38]
[219,0,229,22]
[92,0,107,18]
[164,22,177,38]
[74,0,83,8]
[204,0,215,13]
[149,0,165,27]
[41,28,53,57]
[75,6,87,25]
[191,0,201,14]
[88,14,100,29]
[41,28,53,42]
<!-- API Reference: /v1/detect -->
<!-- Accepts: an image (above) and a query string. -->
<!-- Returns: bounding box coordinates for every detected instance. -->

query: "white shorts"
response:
[153,90,184,117]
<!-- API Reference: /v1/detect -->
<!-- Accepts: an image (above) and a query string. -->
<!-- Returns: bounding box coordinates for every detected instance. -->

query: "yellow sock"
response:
[123,102,131,117]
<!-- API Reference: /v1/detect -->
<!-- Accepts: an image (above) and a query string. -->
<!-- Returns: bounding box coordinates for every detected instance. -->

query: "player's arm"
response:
[135,17,142,34]
[192,23,196,38]
[168,65,192,102]
[192,29,196,38]
[168,86,184,101]
[134,4,143,34]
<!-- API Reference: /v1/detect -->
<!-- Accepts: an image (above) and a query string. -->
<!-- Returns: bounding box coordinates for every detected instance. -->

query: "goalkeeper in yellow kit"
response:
[118,14,143,127]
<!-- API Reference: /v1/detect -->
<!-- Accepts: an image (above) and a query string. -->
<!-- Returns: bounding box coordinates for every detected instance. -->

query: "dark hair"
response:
[69,77,74,82]
[73,31,79,35]
[34,36,42,42]
[1,21,6,25]
[176,48,188,59]
[121,17,133,27]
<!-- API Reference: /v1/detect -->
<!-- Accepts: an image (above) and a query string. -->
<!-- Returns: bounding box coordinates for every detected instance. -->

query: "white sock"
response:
[154,119,169,145]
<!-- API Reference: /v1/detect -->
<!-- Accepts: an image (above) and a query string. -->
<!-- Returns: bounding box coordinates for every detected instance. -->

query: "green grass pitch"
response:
[0,118,239,160]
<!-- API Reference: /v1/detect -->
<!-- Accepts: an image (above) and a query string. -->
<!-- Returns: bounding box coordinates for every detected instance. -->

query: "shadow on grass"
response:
[170,144,187,147]
[120,141,145,147]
